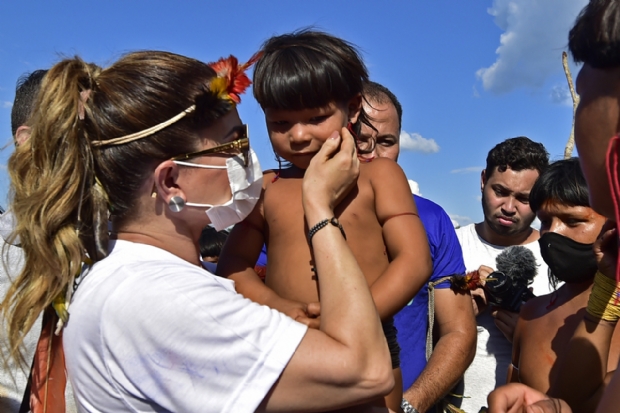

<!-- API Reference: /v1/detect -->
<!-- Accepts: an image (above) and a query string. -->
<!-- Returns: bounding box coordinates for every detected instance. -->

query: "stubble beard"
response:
[481,191,530,238]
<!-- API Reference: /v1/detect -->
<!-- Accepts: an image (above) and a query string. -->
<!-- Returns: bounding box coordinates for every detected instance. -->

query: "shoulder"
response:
[519,293,553,319]
[455,223,477,241]
[360,157,405,178]
[413,195,451,224]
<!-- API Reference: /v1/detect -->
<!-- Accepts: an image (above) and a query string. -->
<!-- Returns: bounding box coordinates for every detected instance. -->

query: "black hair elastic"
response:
[307,217,346,244]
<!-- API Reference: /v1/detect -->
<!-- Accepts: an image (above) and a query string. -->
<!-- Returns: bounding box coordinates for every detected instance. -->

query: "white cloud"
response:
[451,166,483,174]
[1,101,12,109]
[477,0,587,94]
[550,84,573,106]
[408,179,421,196]
[450,214,473,228]
[531,217,541,230]
[400,130,440,153]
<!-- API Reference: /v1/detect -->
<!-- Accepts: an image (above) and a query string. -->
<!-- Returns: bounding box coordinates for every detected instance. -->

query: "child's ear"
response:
[347,94,363,123]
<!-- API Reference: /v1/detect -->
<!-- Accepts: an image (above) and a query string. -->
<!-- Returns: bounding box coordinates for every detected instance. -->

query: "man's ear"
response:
[347,94,363,124]
[153,160,183,202]
[14,126,31,146]
[480,169,487,192]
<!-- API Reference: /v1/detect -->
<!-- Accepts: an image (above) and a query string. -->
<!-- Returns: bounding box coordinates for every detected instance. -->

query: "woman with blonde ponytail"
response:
[1,50,395,413]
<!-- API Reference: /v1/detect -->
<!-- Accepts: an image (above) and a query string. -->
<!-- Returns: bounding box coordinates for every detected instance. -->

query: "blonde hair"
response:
[1,51,231,363]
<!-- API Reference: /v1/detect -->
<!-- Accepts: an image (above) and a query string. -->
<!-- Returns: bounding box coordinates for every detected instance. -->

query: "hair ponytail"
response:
[1,57,104,363]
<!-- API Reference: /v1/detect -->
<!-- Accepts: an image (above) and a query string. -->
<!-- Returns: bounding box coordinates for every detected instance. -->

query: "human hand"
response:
[487,383,571,413]
[297,302,321,329]
[275,298,320,329]
[478,265,495,285]
[471,288,488,316]
[302,128,360,222]
[594,221,618,280]
[492,309,519,343]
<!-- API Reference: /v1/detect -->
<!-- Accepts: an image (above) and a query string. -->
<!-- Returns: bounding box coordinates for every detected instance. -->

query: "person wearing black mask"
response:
[507,158,620,393]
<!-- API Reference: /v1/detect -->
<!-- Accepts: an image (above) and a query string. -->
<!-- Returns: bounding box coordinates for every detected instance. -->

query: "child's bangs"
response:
[254,49,356,110]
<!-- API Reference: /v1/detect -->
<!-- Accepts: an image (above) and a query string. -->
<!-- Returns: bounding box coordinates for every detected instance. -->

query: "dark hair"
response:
[199,227,229,259]
[529,158,590,213]
[11,70,48,137]
[253,29,368,110]
[485,137,549,180]
[569,0,620,68]
[362,81,403,131]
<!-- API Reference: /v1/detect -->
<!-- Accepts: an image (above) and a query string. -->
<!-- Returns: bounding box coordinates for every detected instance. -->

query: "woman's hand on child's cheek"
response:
[594,222,618,279]
[302,128,359,217]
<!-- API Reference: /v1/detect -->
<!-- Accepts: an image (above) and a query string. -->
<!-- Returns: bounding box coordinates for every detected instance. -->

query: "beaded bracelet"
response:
[307,217,346,243]
[586,271,620,322]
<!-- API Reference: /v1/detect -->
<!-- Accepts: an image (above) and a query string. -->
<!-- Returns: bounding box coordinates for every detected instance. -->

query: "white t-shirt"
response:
[455,223,552,412]
[64,240,307,413]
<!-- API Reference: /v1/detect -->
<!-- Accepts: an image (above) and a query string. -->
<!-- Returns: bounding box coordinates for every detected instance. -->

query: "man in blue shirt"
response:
[361,81,476,413]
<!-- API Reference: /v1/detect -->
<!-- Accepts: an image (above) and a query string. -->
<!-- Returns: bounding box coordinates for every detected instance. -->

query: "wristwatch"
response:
[401,398,420,413]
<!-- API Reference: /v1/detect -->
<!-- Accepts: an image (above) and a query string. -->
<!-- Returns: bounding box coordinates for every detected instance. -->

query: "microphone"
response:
[484,245,538,312]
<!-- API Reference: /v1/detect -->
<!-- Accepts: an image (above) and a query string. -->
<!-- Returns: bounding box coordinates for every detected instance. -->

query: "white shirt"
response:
[64,240,307,413]
[455,223,552,412]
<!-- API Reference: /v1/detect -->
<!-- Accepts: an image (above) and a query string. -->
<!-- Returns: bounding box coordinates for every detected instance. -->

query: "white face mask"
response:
[173,148,263,231]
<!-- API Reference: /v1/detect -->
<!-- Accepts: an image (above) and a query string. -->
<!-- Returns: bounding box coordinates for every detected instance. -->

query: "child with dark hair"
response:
[198,226,229,263]
[509,158,620,394]
[218,29,432,412]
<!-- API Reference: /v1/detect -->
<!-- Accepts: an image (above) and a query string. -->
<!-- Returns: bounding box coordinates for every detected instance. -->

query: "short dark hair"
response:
[569,0,620,68]
[362,81,403,131]
[485,136,549,180]
[10,69,48,137]
[199,227,229,259]
[529,157,590,213]
[253,29,368,110]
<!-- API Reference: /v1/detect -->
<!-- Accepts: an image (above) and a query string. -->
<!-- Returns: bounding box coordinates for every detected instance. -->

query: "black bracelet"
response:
[307,217,346,243]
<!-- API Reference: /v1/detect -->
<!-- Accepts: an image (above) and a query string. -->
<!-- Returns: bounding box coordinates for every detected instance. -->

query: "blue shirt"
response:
[394,195,466,391]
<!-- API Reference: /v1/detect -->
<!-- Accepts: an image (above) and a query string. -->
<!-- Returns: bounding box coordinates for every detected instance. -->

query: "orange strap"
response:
[382,211,419,226]
[30,307,67,413]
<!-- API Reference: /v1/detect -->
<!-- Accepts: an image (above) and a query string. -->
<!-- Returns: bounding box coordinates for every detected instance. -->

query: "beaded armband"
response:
[586,271,620,322]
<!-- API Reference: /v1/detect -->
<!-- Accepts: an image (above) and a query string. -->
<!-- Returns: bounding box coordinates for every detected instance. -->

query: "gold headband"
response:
[89,52,261,148]
[90,105,196,147]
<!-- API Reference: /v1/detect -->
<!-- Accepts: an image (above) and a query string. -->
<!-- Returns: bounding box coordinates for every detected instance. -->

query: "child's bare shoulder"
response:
[519,294,554,319]
[262,169,278,185]
[359,157,406,181]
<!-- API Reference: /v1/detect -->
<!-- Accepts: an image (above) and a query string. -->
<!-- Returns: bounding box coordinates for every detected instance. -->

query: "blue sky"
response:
[0,0,587,226]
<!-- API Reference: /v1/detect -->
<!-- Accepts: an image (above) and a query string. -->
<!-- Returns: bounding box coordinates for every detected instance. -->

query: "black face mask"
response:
[538,232,598,284]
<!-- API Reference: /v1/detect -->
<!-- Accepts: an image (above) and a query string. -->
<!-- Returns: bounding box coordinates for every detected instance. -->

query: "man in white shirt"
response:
[455,136,551,412]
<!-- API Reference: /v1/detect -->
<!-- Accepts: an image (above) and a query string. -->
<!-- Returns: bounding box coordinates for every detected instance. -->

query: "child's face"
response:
[264,98,361,169]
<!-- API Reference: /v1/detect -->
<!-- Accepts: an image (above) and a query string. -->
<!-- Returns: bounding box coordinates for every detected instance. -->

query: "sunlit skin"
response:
[265,100,357,170]
[219,98,433,412]
[477,167,540,247]
[359,100,401,162]
[574,64,620,220]
[359,94,477,412]
[510,200,620,394]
